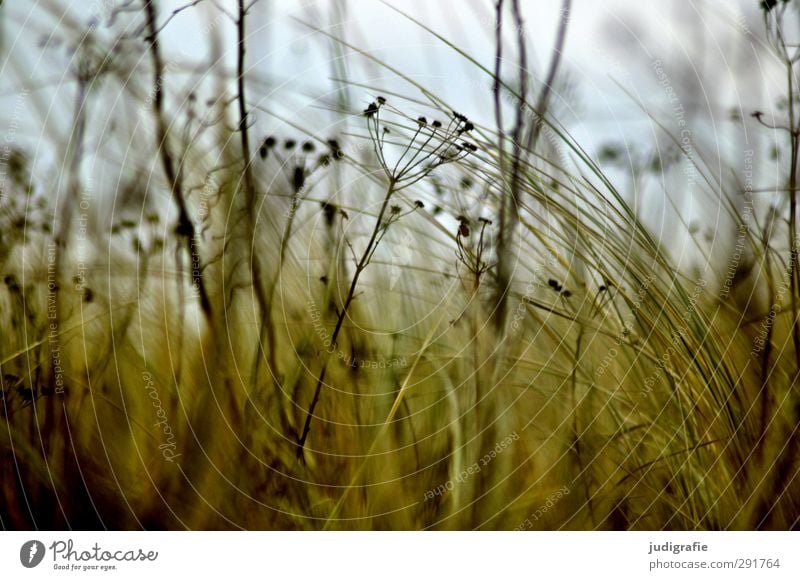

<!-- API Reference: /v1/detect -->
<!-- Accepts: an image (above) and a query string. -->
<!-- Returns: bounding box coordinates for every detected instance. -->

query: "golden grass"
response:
[0,1,798,531]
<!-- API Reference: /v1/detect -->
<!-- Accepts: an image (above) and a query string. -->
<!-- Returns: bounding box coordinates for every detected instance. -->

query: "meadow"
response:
[0,0,798,530]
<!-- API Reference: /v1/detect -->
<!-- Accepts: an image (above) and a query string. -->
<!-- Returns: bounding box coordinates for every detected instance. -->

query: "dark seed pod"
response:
[363,102,379,117]
[292,166,305,192]
[321,201,337,226]
[174,217,193,237]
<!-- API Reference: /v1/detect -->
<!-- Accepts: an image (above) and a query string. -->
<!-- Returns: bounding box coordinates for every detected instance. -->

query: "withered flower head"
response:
[364,101,379,117]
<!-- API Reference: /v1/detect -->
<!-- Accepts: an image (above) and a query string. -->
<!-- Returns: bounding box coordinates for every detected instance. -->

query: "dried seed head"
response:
[302,141,315,153]
[363,102,379,117]
[284,139,297,149]
[376,96,387,105]
[292,166,305,191]
[321,201,337,226]
[761,0,779,12]
[327,138,344,159]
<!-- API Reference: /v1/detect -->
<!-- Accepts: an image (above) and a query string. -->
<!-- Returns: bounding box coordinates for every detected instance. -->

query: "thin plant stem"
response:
[297,177,398,456]
[144,0,212,317]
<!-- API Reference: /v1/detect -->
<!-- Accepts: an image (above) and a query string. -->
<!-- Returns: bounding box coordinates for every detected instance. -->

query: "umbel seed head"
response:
[363,99,476,185]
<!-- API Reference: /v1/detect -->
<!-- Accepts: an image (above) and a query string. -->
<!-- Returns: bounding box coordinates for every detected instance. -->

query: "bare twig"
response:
[234,0,282,398]
[761,5,800,379]
[143,0,212,316]
[524,0,571,153]
[297,176,398,457]
[493,0,529,329]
